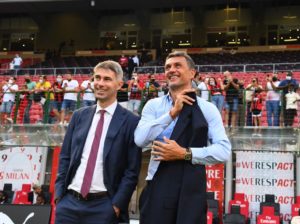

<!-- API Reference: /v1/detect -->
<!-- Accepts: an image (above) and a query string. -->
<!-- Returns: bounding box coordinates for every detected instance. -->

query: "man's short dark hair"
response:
[166,51,196,70]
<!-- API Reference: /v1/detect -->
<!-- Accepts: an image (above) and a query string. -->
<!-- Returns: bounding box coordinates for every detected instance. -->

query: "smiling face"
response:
[164,56,195,91]
[93,68,123,107]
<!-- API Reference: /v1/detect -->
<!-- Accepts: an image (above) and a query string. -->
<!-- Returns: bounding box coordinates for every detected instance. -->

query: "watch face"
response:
[185,153,192,161]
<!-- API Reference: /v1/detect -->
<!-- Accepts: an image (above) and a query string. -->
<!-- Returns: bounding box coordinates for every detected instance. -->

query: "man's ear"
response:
[190,69,196,80]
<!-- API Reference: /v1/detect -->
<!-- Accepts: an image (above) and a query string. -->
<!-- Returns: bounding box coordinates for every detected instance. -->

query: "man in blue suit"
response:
[55,60,141,224]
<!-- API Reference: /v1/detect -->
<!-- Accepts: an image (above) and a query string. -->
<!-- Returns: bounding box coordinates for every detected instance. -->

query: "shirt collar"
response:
[166,92,173,104]
[96,100,118,116]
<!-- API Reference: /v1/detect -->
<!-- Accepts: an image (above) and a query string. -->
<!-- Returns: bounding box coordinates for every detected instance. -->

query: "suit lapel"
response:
[170,105,192,140]
[103,104,126,159]
[75,105,96,158]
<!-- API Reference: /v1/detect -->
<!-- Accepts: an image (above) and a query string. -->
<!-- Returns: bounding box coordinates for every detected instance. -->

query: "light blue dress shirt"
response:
[134,94,231,180]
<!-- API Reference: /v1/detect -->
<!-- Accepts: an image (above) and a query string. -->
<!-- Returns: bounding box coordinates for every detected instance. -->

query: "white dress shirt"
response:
[68,101,118,193]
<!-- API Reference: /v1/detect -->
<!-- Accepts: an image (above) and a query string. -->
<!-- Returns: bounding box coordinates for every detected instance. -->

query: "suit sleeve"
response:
[55,111,78,200]
[111,116,142,211]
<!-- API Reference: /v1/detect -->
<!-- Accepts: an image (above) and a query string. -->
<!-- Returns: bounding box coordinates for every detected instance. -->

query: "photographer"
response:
[0,76,18,124]
[277,72,299,126]
[144,74,160,100]
[265,74,281,126]
[223,71,239,127]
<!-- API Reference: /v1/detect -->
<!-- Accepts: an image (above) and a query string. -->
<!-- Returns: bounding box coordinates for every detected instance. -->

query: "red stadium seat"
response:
[13,191,31,204]
[291,196,300,218]
[257,206,280,224]
[22,183,32,192]
[229,193,249,220]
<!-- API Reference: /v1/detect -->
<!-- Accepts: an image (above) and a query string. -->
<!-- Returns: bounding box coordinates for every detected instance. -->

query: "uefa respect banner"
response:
[235,151,294,224]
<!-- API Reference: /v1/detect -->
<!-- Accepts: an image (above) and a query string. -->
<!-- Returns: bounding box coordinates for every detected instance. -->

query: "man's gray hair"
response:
[166,51,196,70]
[94,60,123,80]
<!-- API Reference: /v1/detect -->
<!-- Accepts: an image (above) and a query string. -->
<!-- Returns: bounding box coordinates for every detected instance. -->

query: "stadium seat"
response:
[257,206,280,224]
[207,211,213,224]
[260,194,280,216]
[291,196,300,218]
[29,102,43,123]
[207,191,220,224]
[3,183,12,191]
[13,191,31,204]
[223,205,246,224]
[229,193,249,222]
[21,183,32,192]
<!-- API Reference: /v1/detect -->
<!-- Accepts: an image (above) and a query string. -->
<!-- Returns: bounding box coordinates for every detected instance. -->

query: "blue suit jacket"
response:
[55,104,141,221]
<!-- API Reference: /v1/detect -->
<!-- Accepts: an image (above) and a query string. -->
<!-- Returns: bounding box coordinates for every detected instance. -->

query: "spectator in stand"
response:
[117,77,129,108]
[191,72,200,87]
[277,71,299,126]
[132,55,139,67]
[80,75,96,107]
[0,191,8,204]
[237,80,245,126]
[139,74,161,112]
[251,88,263,127]
[198,76,210,101]
[50,74,64,123]
[22,75,36,123]
[207,77,224,113]
[35,194,46,205]
[11,54,23,70]
[28,184,42,204]
[0,77,18,124]
[34,75,54,122]
[162,82,169,95]
[265,74,281,126]
[145,74,160,99]
[191,72,200,96]
[60,73,79,125]
[127,56,135,80]
[285,84,300,127]
[128,73,144,114]
[223,71,239,127]
[119,54,129,77]
[245,77,263,126]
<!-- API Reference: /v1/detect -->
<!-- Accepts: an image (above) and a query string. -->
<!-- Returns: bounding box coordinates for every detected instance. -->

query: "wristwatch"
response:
[184,148,192,161]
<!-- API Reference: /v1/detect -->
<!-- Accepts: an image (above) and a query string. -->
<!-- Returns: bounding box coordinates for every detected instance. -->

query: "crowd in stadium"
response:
[0,59,299,128]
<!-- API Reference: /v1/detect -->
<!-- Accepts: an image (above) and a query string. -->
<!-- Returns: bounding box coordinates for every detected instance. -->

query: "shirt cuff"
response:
[190,147,205,164]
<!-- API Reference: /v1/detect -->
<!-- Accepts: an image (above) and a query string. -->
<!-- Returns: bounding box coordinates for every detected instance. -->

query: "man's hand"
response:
[113,205,120,217]
[54,197,61,205]
[169,89,195,119]
[152,137,186,161]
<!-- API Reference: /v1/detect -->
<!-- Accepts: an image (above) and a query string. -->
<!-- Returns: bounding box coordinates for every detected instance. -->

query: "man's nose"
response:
[168,65,177,73]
